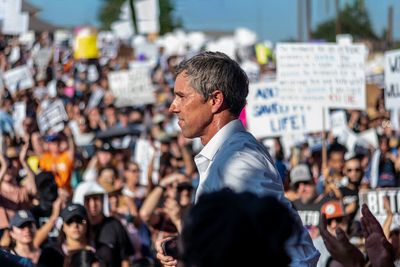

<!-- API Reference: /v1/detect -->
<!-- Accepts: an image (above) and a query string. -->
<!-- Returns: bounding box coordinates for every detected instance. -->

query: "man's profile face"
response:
[169,72,213,139]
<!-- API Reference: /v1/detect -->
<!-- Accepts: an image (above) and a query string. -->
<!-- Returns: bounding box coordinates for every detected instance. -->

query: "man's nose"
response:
[169,101,177,113]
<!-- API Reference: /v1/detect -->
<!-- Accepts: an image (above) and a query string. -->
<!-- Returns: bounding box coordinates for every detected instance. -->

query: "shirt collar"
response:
[198,119,245,161]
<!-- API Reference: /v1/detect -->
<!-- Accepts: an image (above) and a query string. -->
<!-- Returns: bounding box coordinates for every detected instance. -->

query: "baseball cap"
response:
[43,134,61,142]
[10,210,36,228]
[61,204,88,222]
[321,200,346,219]
[97,142,114,152]
[290,164,312,186]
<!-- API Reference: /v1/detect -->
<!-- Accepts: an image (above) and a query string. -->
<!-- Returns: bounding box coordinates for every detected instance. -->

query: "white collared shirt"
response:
[194,119,320,267]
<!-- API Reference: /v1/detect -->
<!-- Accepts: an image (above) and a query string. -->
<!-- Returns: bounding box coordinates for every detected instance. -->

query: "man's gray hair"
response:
[175,51,249,116]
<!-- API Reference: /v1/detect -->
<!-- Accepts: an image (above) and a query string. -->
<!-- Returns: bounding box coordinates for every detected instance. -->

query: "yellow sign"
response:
[74,33,99,59]
[255,43,272,65]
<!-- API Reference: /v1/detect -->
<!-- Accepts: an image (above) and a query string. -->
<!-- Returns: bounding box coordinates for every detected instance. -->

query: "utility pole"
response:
[335,0,340,35]
[298,0,304,41]
[129,0,138,34]
[306,0,312,40]
[387,5,393,48]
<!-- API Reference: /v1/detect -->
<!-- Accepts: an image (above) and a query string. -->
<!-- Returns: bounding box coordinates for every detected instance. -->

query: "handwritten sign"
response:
[3,65,34,94]
[37,100,68,134]
[246,82,324,138]
[108,67,155,107]
[277,43,366,109]
[384,49,400,110]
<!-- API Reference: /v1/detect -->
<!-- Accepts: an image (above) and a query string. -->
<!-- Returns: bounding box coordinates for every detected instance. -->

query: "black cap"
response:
[10,210,36,228]
[60,204,88,222]
[95,141,114,152]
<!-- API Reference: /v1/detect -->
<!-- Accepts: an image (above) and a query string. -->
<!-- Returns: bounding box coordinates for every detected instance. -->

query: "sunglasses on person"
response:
[346,168,361,173]
[326,216,344,225]
[65,217,86,225]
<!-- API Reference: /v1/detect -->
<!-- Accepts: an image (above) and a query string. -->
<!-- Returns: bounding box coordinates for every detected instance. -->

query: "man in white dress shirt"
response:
[158,51,319,266]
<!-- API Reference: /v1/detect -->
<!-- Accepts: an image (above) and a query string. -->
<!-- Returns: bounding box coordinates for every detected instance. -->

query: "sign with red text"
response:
[277,43,366,109]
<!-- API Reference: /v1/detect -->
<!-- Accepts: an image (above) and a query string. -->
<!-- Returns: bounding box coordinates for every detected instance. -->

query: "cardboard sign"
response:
[384,49,400,109]
[3,65,34,94]
[246,82,324,138]
[37,100,68,134]
[108,67,155,107]
[360,188,400,227]
[277,43,366,109]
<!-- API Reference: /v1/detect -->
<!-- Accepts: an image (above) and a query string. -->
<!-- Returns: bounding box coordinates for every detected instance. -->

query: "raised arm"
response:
[64,126,75,160]
[19,137,37,196]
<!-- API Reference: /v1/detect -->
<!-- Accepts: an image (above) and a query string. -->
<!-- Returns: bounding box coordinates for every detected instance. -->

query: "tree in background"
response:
[98,0,126,31]
[311,0,377,42]
[98,0,181,35]
[159,0,182,35]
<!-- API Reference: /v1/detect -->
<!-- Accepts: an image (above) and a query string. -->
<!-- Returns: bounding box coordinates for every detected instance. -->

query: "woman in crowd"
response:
[9,210,41,264]
[58,203,95,256]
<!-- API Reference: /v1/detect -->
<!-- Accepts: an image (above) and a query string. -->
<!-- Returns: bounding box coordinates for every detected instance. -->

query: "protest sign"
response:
[329,110,347,136]
[74,28,99,60]
[384,49,400,110]
[246,82,324,138]
[358,128,378,149]
[360,188,400,227]
[1,0,29,35]
[12,101,26,137]
[277,43,366,109]
[19,31,35,48]
[135,0,159,34]
[34,48,53,70]
[37,100,68,134]
[3,65,34,94]
[108,67,155,107]
[134,138,156,185]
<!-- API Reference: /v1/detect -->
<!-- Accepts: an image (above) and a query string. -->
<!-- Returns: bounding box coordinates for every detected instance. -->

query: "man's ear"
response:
[209,90,225,114]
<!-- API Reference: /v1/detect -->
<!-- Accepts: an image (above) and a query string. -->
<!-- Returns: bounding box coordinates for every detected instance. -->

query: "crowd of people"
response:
[0,30,397,267]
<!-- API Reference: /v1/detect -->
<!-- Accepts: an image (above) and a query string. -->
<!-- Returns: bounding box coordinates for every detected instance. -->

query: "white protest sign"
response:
[108,67,155,107]
[384,49,400,110]
[19,31,35,48]
[135,0,160,34]
[111,20,134,40]
[330,110,347,136]
[277,43,366,109]
[246,82,324,138]
[12,101,26,137]
[0,0,8,20]
[360,189,400,228]
[134,138,155,185]
[3,65,34,94]
[37,100,68,134]
[390,109,400,131]
[34,48,53,70]
[358,128,378,149]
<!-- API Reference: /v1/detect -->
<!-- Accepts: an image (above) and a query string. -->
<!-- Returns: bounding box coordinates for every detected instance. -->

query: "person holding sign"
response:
[35,127,75,193]
[157,51,319,266]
